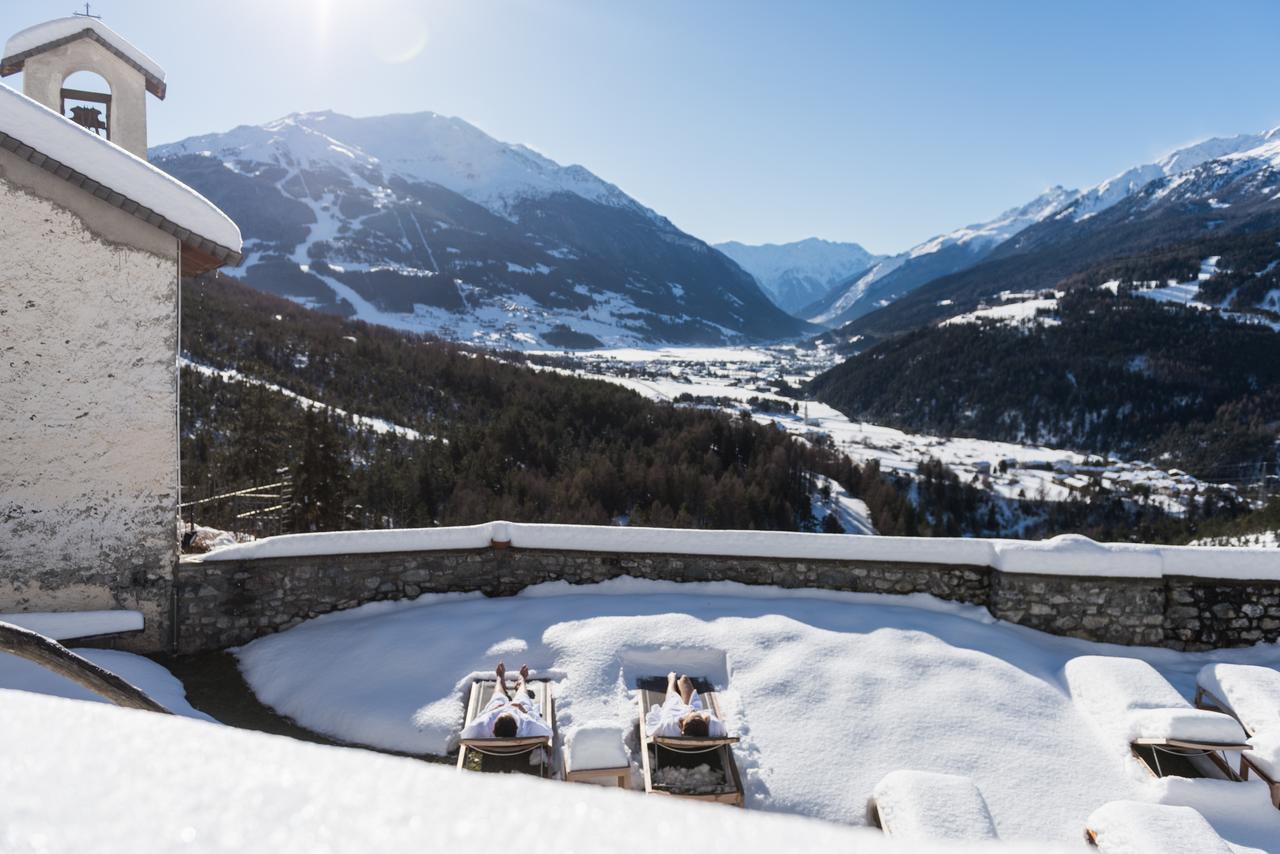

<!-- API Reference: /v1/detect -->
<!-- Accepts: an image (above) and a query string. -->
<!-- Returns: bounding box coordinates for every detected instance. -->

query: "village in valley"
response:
[2,4,1280,853]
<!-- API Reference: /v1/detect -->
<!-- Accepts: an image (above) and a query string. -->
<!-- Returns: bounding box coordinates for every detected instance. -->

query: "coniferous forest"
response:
[181,275,1267,545]
[181,276,929,536]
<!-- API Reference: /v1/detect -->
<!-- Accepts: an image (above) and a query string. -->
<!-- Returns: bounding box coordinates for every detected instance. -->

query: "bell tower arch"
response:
[1,12,167,159]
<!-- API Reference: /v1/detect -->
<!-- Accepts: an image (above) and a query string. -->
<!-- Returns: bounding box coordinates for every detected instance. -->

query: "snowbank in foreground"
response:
[197,520,1280,582]
[235,578,1280,848]
[0,690,1059,853]
[0,648,211,721]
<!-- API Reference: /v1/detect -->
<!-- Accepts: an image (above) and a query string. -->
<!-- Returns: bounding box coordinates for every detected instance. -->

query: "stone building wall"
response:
[175,540,1280,655]
[0,149,180,651]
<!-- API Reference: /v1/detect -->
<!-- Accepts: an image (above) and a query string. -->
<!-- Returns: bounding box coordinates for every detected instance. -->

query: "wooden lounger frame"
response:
[636,677,743,807]
[1129,732,1248,782]
[456,678,556,778]
[1196,685,1280,808]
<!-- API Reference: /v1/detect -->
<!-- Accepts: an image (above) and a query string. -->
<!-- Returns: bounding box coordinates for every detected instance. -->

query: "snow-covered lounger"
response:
[867,770,999,841]
[562,722,630,787]
[1196,663,1280,807]
[1065,656,1249,780]
[1085,801,1231,852]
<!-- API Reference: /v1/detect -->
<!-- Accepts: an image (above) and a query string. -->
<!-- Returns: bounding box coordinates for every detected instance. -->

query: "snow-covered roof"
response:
[1,16,166,98]
[0,83,241,272]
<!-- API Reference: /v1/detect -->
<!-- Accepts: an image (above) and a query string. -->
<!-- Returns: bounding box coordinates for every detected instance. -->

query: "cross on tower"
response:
[73,3,102,19]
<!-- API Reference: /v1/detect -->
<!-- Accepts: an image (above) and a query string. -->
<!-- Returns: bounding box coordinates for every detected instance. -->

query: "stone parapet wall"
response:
[174,547,991,653]
[175,530,1280,654]
[990,572,1167,646]
[1164,577,1280,649]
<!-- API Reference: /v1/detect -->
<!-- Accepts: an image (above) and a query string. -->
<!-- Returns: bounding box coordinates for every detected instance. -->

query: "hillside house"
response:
[0,16,241,650]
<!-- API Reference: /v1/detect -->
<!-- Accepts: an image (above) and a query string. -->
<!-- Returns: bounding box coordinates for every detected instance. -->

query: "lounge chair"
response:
[1196,663,1280,808]
[635,675,743,806]
[1064,656,1249,781]
[456,677,556,777]
[1085,801,1232,852]
[867,770,999,841]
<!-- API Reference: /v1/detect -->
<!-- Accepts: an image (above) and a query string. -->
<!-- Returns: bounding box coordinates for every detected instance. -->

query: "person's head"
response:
[680,713,709,738]
[493,714,517,738]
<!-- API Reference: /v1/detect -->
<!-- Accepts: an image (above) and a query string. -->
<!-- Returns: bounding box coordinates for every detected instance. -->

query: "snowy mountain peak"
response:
[714,238,883,315]
[1070,127,1280,221]
[151,109,808,349]
[153,109,664,227]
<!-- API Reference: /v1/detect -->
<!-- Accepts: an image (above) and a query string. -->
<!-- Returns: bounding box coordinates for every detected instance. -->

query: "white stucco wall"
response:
[0,148,178,650]
[21,38,149,159]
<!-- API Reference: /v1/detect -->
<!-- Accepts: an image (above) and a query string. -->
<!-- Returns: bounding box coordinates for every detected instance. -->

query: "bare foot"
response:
[520,664,530,680]
[668,671,677,681]
[495,661,506,682]
[678,675,694,695]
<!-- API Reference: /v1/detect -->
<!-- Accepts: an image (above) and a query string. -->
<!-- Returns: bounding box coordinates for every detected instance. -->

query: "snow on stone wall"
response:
[201,521,1280,582]
[0,149,179,651]
[178,521,1280,654]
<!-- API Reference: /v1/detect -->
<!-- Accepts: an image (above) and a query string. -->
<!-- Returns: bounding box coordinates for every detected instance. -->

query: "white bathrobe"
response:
[646,690,727,738]
[460,689,552,739]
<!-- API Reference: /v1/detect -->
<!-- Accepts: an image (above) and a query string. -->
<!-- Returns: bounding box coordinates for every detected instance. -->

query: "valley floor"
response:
[531,345,1241,531]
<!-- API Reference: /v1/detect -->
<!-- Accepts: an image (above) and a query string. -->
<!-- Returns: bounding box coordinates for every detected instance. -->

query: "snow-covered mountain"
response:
[1067,127,1280,221]
[807,186,1078,327]
[152,110,810,349]
[713,238,882,315]
[812,127,1280,331]
[836,126,1280,344]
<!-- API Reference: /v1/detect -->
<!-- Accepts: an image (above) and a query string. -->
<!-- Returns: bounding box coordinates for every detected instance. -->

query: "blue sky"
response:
[3,0,1278,253]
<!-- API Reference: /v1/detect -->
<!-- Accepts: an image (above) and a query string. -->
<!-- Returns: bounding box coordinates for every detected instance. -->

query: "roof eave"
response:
[0,129,241,271]
[0,29,166,100]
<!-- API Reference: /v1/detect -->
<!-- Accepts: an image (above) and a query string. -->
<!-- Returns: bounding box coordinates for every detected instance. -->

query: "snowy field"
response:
[236,578,1280,850]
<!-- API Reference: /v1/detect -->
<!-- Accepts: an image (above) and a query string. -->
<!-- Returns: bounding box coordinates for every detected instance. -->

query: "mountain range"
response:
[807,128,1280,482]
[152,110,811,349]
[803,187,1079,328]
[827,126,1280,343]
[713,238,881,314]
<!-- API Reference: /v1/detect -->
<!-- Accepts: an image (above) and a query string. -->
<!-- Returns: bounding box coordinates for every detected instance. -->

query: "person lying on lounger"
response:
[646,671,727,738]
[460,662,552,739]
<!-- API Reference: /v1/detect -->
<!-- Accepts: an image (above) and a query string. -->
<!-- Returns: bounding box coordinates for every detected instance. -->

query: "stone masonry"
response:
[174,548,990,653]
[990,572,1168,646]
[174,542,1280,654]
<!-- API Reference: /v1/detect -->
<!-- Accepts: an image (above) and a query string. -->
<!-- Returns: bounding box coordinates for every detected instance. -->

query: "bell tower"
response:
[1,8,167,160]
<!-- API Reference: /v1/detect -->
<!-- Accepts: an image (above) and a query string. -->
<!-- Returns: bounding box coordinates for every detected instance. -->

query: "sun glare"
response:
[300,0,431,65]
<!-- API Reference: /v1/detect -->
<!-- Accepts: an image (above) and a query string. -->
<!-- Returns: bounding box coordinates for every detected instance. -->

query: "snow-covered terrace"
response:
[7,524,1280,849]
